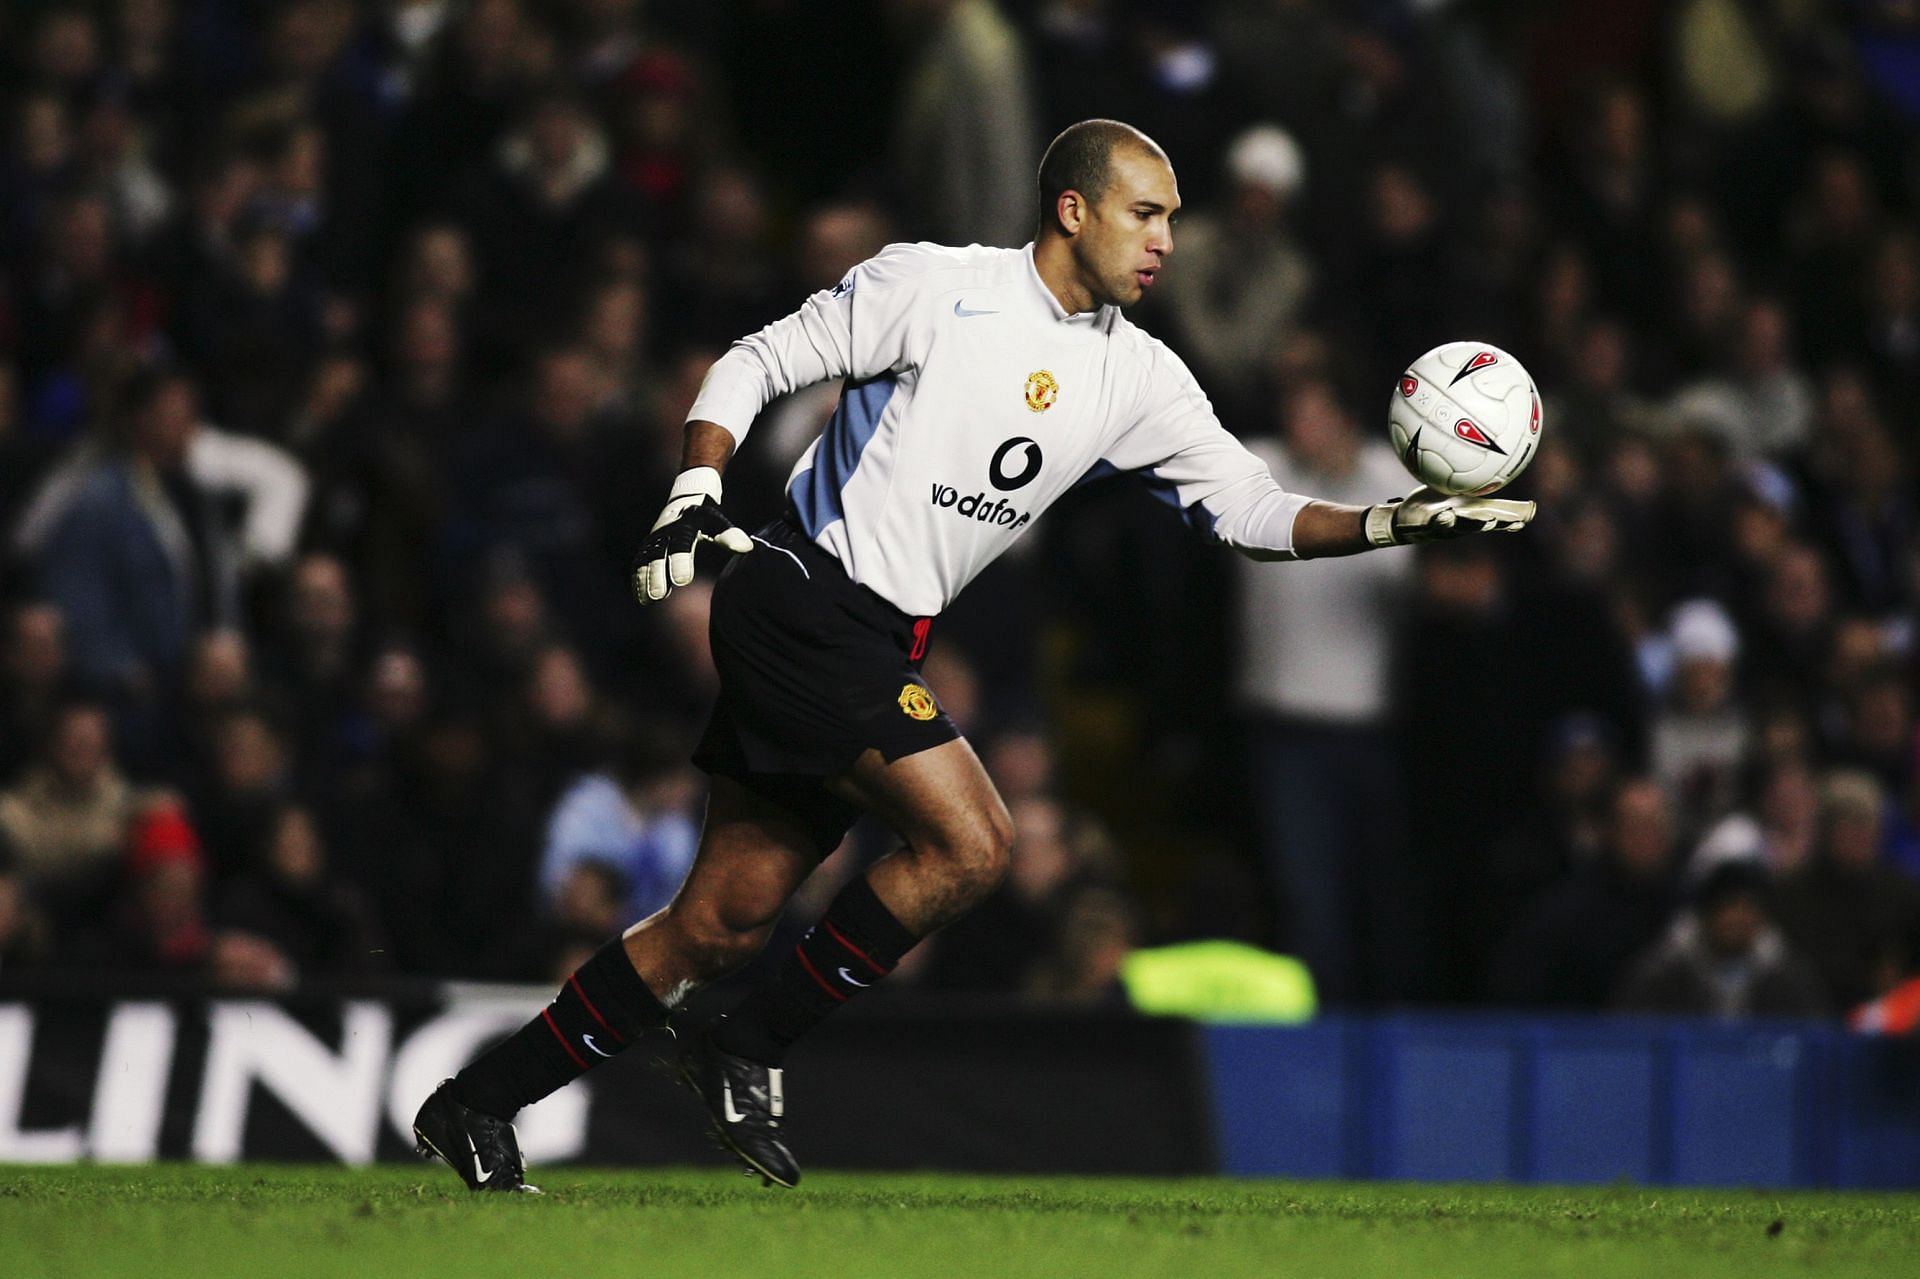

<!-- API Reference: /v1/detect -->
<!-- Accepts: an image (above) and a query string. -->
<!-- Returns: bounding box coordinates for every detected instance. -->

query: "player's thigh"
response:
[654,774,820,934]
[827,737,1012,859]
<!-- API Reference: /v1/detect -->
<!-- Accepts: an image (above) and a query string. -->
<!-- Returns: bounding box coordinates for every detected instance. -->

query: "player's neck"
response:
[1032,236,1098,316]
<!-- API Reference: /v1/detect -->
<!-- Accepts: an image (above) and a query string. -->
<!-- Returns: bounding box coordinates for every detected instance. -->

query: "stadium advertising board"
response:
[0,988,1212,1173]
[1,992,589,1165]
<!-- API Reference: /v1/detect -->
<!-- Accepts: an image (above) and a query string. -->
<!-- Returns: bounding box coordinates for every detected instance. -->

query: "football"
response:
[1388,341,1542,496]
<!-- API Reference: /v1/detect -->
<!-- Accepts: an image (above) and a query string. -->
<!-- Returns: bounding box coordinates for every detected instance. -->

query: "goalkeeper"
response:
[413,119,1532,1193]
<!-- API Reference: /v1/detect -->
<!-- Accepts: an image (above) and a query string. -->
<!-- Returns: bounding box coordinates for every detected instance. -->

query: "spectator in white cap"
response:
[1686,755,1822,884]
[1651,598,1751,841]
[1158,122,1314,420]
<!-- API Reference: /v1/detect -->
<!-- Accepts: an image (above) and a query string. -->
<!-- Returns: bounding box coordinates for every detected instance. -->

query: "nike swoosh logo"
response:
[582,1033,614,1058]
[837,967,872,988]
[467,1133,493,1184]
[954,300,998,318]
[722,1081,748,1124]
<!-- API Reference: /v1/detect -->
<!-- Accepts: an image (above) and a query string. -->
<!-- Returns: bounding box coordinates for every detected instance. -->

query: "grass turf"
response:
[2,1165,1915,1279]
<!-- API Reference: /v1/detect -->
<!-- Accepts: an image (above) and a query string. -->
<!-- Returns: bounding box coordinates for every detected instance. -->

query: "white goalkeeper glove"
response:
[631,466,754,605]
[1363,485,1536,546]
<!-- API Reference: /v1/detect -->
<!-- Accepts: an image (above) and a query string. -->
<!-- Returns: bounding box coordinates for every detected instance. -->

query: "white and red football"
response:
[1388,341,1542,496]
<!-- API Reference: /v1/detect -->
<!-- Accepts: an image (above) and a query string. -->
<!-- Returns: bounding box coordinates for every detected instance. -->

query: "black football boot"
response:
[412,1080,541,1194]
[680,1030,800,1187]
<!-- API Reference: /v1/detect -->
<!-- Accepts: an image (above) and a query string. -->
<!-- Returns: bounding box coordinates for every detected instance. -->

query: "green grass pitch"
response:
[2,1165,1915,1279]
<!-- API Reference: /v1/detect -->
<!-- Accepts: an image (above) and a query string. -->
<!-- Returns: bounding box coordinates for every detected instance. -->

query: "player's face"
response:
[1076,147,1179,308]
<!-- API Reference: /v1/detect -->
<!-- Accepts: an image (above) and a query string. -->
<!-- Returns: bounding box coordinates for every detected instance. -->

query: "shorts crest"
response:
[897,684,939,721]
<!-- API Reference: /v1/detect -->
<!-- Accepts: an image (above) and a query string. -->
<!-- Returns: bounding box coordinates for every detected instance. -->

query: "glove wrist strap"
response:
[667,466,725,504]
[1364,503,1402,548]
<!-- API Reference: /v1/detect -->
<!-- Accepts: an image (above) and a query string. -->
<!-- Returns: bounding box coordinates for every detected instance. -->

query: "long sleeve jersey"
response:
[687,241,1312,617]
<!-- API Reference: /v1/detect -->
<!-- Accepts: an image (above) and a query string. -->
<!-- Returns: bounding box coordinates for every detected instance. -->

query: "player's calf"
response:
[435,937,672,1131]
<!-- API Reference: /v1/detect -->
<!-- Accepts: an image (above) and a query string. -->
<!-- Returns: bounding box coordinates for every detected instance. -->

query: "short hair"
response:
[1035,119,1166,235]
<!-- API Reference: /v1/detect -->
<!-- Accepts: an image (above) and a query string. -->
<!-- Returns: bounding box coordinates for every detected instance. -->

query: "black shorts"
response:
[693,514,959,857]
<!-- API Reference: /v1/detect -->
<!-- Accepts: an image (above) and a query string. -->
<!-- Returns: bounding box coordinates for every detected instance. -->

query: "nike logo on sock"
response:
[582,1033,614,1058]
[837,967,872,988]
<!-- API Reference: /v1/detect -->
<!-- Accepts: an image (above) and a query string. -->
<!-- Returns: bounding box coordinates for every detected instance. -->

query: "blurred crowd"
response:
[0,0,1917,1028]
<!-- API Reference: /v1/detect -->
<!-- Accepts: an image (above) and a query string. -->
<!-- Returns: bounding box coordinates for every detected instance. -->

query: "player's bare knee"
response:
[666,903,770,978]
[684,925,768,979]
[933,803,1014,893]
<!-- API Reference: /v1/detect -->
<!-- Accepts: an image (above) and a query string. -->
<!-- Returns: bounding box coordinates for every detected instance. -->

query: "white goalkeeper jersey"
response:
[687,241,1312,617]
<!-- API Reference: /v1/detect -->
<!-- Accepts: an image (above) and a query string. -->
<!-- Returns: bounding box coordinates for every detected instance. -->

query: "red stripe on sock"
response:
[795,947,848,1002]
[823,921,888,976]
[542,1008,590,1070]
[568,973,625,1043]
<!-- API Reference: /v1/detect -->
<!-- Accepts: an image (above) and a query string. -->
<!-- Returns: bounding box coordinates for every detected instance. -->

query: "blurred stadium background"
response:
[0,0,1918,1191]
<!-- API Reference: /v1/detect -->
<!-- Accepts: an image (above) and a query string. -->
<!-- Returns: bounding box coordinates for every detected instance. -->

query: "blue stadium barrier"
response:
[1202,1015,1920,1188]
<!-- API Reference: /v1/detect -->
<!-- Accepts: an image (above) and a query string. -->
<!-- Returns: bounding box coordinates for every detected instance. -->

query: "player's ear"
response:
[1057,190,1086,236]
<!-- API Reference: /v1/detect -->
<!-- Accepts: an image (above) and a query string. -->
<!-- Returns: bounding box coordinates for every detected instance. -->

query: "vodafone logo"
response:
[929,483,1033,529]
[1400,375,1420,398]
[1454,418,1507,455]
[989,437,1044,491]
[1529,393,1541,434]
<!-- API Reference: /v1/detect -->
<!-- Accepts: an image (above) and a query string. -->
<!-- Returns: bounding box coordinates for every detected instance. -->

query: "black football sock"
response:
[712,874,919,1066]
[448,937,670,1119]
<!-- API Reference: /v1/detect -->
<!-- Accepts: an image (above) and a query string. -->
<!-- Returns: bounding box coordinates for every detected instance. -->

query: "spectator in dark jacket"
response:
[0,601,69,784]
[215,803,385,980]
[186,706,296,881]
[443,345,622,647]
[1489,777,1679,1009]
[1776,770,1920,1009]
[1614,861,1827,1018]
[29,371,239,715]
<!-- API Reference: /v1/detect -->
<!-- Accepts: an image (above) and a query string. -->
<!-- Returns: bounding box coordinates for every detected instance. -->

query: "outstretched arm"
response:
[1110,340,1533,561]
[1257,489,1535,561]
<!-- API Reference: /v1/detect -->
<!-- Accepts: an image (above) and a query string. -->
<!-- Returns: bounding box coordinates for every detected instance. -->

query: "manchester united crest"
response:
[1024,369,1058,414]
[898,683,938,721]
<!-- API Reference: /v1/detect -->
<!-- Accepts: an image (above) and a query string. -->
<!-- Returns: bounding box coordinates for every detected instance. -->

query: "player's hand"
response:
[1364,485,1536,546]
[632,466,754,605]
